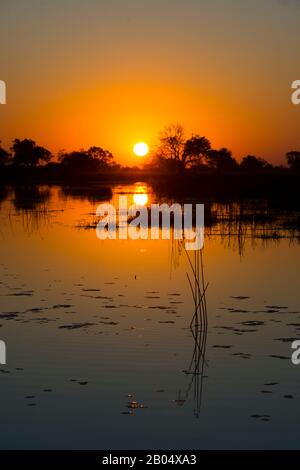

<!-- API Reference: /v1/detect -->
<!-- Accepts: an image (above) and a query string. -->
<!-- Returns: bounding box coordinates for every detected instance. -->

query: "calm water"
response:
[0,183,299,449]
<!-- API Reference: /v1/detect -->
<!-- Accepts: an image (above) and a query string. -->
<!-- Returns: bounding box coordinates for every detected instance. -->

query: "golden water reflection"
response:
[133,193,148,206]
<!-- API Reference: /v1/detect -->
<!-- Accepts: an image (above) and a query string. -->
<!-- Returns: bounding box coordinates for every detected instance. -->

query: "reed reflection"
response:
[173,247,208,418]
[11,185,52,233]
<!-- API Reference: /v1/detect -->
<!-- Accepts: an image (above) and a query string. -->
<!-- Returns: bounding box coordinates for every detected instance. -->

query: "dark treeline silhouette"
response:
[57,146,116,172]
[1,126,300,174]
[1,128,300,174]
[0,125,299,202]
[145,124,299,173]
[0,138,120,176]
[145,124,300,203]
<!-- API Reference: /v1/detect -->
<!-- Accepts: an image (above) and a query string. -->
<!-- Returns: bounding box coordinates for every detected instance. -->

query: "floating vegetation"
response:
[0,313,18,319]
[7,290,34,296]
[26,307,46,313]
[81,288,101,292]
[59,323,95,330]
[266,305,288,309]
[232,353,252,359]
[52,304,73,309]
[269,355,290,360]
[226,308,251,314]
[230,296,250,300]
[251,414,271,422]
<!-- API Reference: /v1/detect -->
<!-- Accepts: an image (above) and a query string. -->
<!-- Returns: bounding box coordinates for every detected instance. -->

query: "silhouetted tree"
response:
[183,135,211,168]
[87,146,114,168]
[59,147,115,172]
[286,151,300,170]
[0,142,11,166]
[11,139,52,167]
[154,125,239,172]
[156,124,186,171]
[59,150,96,171]
[240,155,271,171]
[207,147,238,171]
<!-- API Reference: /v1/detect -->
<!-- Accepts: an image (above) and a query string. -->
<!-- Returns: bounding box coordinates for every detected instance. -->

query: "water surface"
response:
[0,183,299,449]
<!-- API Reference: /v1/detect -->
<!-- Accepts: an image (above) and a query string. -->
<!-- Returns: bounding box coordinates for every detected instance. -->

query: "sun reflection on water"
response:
[133,193,148,206]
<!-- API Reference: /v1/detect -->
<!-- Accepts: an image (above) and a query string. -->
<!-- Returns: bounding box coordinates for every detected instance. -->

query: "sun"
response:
[133,142,149,157]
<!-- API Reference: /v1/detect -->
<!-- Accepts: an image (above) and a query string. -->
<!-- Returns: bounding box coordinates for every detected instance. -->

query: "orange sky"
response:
[1,0,300,165]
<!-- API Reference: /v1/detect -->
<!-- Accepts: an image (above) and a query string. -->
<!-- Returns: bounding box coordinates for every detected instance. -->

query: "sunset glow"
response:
[1,0,300,455]
[1,1,300,166]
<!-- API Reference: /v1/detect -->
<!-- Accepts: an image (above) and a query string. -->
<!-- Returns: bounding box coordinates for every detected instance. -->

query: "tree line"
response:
[1,125,300,173]
[147,124,300,172]
[0,138,117,172]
